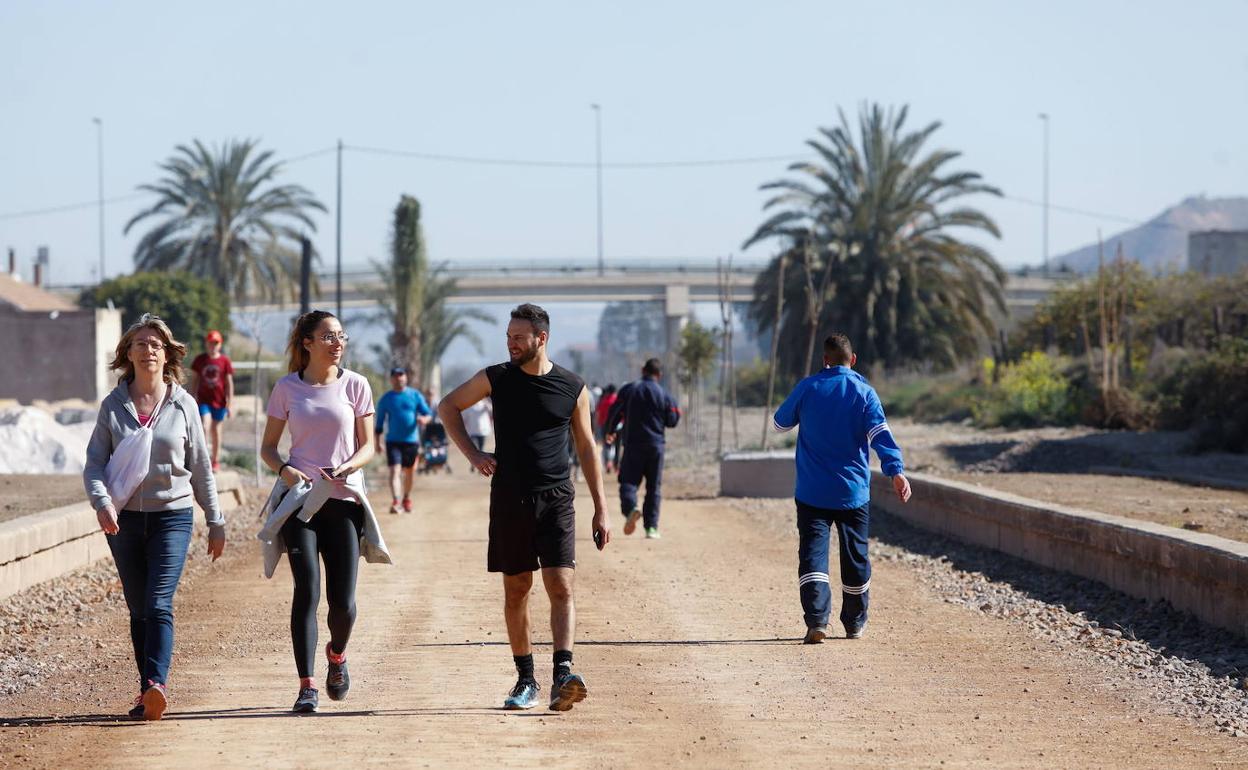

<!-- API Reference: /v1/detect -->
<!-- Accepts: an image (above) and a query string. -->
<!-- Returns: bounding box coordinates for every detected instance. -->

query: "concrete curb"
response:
[0,470,245,600]
[720,453,1248,639]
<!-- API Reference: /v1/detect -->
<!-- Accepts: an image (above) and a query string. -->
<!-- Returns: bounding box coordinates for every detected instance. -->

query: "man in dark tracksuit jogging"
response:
[605,358,680,539]
[772,334,912,643]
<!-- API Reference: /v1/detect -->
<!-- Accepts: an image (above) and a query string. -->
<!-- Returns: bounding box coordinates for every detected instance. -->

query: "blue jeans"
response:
[106,509,194,690]
[619,443,664,529]
[796,500,871,631]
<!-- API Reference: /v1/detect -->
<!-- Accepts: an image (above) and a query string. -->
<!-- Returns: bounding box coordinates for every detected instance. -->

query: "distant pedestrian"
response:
[374,366,433,512]
[772,333,911,644]
[258,310,390,714]
[605,359,680,539]
[439,303,611,712]
[83,313,226,721]
[189,329,234,471]
[464,397,494,458]
[594,384,619,473]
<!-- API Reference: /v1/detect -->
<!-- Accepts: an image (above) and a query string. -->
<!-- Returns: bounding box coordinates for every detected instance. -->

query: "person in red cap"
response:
[190,330,234,471]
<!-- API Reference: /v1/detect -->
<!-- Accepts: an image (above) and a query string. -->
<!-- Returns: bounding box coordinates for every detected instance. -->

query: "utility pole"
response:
[591,104,604,276]
[761,251,787,450]
[93,117,104,281]
[1039,113,1050,273]
[300,235,313,314]
[336,138,343,317]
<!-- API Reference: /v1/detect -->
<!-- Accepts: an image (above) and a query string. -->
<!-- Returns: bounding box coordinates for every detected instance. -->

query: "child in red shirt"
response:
[190,330,234,471]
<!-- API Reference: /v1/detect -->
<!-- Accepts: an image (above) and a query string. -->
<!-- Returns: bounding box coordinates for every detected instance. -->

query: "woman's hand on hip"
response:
[280,465,310,487]
[96,504,119,535]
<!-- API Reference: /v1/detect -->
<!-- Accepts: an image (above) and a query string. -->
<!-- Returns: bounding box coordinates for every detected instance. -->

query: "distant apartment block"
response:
[1188,230,1248,276]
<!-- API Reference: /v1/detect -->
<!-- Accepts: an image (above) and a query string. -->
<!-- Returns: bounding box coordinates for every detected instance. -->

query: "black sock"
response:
[553,649,573,683]
[514,654,535,683]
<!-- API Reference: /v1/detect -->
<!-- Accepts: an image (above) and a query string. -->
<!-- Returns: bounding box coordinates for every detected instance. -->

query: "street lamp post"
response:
[1039,112,1050,273]
[591,104,604,276]
[93,117,104,281]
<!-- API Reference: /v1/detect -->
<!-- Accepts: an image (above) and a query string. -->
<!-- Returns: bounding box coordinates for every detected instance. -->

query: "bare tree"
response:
[761,250,788,449]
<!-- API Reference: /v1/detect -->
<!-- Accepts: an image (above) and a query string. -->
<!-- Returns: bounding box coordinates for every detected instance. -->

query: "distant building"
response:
[1188,230,1248,277]
[0,270,121,404]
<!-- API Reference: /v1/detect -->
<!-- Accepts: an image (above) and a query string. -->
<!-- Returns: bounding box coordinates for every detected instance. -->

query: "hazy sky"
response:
[3,0,1247,289]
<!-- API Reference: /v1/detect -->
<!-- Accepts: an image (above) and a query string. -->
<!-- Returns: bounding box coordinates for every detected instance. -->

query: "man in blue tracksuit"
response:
[773,334,912,643]
[374,367,433,513]
[605,358,681,539]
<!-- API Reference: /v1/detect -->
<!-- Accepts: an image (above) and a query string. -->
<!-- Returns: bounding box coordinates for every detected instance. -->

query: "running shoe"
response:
[402,497,413,513]
[141,682,168,721]
[325,644,350,701]
[389,498,401,514]
[644,527,661,539]
[293,686,319,713]
[127,693,145,719]
[549,671,587,712]
[844,621,867,640]
[803,625,827,645]
[622,508,641,536]
[503,679,541,710]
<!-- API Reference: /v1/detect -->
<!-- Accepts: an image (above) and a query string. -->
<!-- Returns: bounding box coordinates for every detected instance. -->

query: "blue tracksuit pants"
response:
[619,443,664,529]
[796,499,871,631]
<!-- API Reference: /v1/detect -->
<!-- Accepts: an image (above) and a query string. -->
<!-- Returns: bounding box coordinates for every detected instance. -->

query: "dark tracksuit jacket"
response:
[605,376,680,528]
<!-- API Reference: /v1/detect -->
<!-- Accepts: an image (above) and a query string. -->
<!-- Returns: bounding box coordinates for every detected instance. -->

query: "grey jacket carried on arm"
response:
[83,380,224,530]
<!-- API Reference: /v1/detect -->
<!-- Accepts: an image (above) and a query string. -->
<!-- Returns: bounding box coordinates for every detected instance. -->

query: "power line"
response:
[0,147,338,222]
[999,194,1188,231]
[0,192,147,221]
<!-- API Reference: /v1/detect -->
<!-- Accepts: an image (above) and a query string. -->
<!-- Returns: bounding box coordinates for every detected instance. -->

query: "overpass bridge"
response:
[234,258,1070,319]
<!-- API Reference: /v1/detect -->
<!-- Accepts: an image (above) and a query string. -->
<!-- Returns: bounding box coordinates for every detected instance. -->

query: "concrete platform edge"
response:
[719,454,1248,639]
[0,471,245,600]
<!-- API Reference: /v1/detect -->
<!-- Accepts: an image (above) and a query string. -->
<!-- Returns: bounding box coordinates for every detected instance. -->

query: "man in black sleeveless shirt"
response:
[439,303,611,713]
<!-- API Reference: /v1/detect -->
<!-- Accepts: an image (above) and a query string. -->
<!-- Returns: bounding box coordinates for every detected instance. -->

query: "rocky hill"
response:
[1053,196,1248,273]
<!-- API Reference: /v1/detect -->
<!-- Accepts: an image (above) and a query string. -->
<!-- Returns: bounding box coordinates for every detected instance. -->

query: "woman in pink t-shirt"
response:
[260,310,376,714]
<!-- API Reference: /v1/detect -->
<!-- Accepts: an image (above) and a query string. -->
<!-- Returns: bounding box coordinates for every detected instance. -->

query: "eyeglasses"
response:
[314,332,349,344]
[130,340,167,352]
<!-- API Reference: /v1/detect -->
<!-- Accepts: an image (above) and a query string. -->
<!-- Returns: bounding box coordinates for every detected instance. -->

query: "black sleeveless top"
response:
[485,361,585,492]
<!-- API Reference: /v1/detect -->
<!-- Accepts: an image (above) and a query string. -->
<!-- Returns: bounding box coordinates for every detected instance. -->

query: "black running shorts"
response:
[488,482,576,575]
[386,441,420,468]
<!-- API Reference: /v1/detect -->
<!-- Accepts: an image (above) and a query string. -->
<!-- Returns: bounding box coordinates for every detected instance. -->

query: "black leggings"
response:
[280,498,364,678]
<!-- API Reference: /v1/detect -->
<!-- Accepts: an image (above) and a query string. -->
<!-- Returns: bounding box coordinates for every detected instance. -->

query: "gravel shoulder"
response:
[0,475,86,524]
[1,465,1245,768]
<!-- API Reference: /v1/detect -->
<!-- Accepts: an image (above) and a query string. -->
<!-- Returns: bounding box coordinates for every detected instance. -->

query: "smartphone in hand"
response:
[319,466,337,480]
[593,529,604,550]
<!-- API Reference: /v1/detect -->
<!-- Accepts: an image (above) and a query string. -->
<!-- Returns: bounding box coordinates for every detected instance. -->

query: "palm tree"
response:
[745,104,1006,376]
[125,139,326,302]
[373,195,491,385]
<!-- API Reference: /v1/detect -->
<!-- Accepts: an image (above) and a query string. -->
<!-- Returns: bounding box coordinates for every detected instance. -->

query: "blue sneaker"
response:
[549,671,587,712]
[503,679,540,710]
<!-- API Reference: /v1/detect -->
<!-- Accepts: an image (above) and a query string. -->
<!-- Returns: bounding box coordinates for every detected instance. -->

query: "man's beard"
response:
[511,344,538,366]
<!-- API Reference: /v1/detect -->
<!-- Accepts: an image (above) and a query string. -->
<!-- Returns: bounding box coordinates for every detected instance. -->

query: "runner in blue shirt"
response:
[374,367,433,513]
[773,333,912,643]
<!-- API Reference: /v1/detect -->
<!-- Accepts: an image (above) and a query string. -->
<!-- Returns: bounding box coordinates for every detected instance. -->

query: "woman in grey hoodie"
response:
[83,314,225,721]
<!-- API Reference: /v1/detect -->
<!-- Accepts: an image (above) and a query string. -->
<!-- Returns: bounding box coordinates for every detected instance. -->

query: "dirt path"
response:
[1,468,1246,769]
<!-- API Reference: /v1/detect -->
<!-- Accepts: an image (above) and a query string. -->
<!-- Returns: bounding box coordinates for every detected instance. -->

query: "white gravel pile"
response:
[0,406,95,474]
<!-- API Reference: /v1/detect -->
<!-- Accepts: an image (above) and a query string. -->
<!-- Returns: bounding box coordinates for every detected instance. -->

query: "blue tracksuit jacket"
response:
[773,366,904,510]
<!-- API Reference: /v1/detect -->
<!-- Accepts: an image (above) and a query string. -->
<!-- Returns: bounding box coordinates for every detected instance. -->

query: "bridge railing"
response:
[322,258,769,282]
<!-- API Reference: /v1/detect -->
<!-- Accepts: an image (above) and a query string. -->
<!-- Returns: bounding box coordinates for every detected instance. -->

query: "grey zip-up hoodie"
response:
[83,379,224,530]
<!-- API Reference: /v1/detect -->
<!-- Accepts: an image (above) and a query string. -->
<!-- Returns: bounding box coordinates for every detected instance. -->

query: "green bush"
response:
[1155,339,1248,452]
[80,271,232,347]
[972,352,1075,428]
[734,358,795,408]
[880,375,985,423]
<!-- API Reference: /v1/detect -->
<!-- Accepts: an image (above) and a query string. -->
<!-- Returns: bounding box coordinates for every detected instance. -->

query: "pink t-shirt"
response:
[267,369,374,499]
